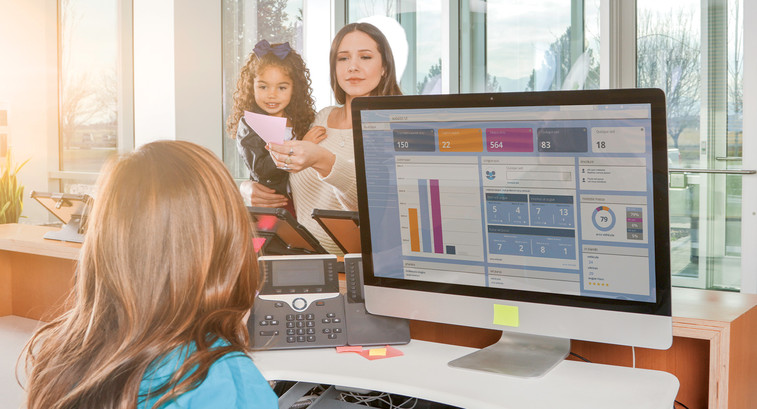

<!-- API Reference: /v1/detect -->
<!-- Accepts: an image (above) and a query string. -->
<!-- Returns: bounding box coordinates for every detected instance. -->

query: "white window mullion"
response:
[117,0,134,154]
[600,0,636,89]
[442,0,459,94]
[740,0,757,293]
[304,0,336,110]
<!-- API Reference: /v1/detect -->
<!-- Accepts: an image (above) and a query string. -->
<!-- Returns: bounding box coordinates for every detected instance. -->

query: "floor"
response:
[0,316,40,409]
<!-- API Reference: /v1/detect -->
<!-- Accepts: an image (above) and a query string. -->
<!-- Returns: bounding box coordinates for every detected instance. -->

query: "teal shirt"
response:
[138,340,277,409]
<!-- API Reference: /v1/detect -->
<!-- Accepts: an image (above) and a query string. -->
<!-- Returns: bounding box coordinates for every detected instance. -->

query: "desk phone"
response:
[250,254,346,349]
[344,253,411,346]
[249,254,410,350]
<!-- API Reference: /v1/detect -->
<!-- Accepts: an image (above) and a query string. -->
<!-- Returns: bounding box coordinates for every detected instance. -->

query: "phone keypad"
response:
[250,295,347,349]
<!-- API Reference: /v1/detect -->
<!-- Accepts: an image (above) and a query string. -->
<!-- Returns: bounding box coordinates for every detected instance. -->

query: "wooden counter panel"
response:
[0,252,10,316]
[728,305,757,408]
[9,252,76,321]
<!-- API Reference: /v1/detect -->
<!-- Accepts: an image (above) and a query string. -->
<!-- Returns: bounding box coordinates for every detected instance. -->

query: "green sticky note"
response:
[493,304,519,327]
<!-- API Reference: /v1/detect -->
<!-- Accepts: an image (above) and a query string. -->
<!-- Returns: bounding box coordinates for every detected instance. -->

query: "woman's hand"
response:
[240,180,288,208]
[267,140,336,177]
[302,126,327,144]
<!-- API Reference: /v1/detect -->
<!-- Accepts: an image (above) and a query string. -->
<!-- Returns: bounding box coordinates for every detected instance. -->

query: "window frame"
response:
[53,0,134,187]
[325,0,757,293]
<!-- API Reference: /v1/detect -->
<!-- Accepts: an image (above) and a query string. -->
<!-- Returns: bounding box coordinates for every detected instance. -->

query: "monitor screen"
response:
[352,89,672,376]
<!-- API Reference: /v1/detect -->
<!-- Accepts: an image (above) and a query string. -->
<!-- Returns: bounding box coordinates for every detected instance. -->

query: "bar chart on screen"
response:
[395,156,484,261]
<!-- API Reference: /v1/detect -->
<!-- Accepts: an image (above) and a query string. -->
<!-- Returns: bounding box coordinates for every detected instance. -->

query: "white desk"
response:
[252,340,679,409]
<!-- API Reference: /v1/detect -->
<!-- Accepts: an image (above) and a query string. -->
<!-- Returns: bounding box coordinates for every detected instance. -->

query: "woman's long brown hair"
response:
[23,140,258,409]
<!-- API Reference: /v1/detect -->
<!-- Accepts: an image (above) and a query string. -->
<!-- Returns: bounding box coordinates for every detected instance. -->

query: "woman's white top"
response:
[289,106,357,254]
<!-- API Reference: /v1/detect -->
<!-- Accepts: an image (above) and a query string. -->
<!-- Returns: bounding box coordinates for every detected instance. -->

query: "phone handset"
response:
[343,254,411,346]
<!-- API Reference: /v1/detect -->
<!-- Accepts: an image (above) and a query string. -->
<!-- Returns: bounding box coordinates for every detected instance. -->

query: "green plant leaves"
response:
[0,149,28,224]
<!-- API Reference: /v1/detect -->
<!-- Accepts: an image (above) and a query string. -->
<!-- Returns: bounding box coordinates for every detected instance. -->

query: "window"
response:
[637,0,744,290]
[459,0,601,93]
[222,0,304,179]
[347,0,443,95]
[220,1,749,291]
[58,0,125,194]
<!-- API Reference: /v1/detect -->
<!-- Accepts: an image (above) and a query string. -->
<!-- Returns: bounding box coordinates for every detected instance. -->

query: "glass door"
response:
[637,0,748,290]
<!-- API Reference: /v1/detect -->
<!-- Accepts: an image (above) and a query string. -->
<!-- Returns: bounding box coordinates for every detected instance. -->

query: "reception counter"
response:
[0,224,78,321]
[1,223,755,408]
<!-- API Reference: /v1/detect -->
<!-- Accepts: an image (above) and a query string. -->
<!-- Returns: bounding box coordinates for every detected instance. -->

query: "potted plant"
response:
[0,149,29,224]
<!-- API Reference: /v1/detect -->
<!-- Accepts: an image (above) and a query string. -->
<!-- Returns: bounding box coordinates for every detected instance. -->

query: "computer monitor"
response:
[352,89,672,378]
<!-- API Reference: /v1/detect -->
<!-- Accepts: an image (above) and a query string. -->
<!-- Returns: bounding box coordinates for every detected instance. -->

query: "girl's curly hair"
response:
[226,46,316,141]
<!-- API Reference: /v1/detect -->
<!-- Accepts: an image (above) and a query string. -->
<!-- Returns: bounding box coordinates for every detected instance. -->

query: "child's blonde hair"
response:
[227,42,316,140]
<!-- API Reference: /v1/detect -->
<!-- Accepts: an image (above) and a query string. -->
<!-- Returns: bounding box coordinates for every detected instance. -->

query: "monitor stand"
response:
[43,216,85,243]
[448,331,570,378]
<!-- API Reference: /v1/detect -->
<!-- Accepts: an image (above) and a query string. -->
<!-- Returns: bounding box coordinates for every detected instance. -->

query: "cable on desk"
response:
[632,346,636,368]
[339,390,418,408]
[569,351,591,362]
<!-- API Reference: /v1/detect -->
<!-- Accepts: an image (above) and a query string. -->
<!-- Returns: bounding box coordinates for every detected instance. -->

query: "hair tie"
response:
[253,40,292,60]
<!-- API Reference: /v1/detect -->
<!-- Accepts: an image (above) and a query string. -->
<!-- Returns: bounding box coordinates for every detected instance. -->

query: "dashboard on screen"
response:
[353,90,671,316]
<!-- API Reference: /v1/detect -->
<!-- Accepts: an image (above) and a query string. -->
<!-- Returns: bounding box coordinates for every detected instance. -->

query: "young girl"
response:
[23,141,277,409]
[226,40,325,208]
[246,23,402,254]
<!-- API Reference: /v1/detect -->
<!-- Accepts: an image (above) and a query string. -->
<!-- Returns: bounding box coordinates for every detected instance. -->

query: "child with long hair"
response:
[226,40,326,208]
[23,140,277,409]
[245,23,402,254]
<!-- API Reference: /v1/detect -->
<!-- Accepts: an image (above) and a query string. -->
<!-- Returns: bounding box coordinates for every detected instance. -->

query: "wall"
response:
[133,0,176,148]
[133,0,223,156]
[0,0,58,225]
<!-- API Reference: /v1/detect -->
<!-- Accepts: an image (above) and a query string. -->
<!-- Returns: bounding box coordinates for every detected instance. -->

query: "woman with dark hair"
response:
[243,22,402,254]
[23,141,277,409]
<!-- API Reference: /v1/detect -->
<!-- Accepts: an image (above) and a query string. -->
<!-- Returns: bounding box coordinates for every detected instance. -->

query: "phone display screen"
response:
[272,259,326,287]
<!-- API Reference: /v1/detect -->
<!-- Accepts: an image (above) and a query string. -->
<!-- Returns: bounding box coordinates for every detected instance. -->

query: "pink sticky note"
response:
[358,345,404,361]
[252,237,267,253]
[336,346,364,353]
[243,110,287,145]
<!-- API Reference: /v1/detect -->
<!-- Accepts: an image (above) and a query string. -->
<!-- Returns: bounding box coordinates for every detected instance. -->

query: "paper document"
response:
[244,110,287,145]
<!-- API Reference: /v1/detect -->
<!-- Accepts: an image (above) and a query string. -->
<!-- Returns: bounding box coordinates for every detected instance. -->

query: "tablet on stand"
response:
[311,209,360,254]
[247,206,327,255]
[31,191,92,243]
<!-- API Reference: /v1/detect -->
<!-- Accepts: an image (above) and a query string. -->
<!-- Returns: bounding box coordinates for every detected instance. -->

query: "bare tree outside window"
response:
[257,0,296,45]
[524,27,600,93]
[349,0,396,19]
[637,8,701,151]
[59,0,119,175]
[727,0,743,157]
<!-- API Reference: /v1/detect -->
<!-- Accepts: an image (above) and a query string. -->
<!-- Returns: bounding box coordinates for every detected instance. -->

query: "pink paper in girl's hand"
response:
[244,110,287,145]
